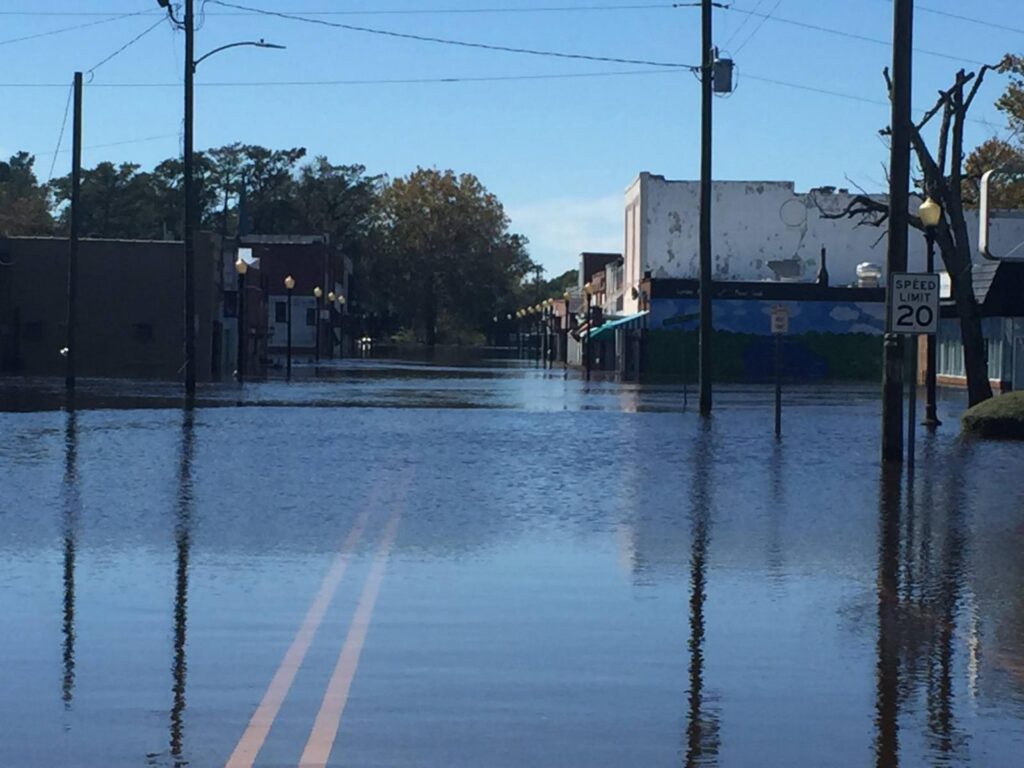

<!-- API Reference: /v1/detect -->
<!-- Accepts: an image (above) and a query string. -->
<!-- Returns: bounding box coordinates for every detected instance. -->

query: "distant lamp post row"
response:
[918,196,942,429]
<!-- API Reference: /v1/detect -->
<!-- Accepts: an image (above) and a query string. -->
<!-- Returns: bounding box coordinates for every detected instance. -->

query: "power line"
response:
[725,5,989,66]
[35,134,181,159]
[733,0,782,54]
[206,0,700,70]
[0,10,158,48]
[722,0,766,50]
[87,15,171,76]
[45,81,75,183]
[0,4,683,17]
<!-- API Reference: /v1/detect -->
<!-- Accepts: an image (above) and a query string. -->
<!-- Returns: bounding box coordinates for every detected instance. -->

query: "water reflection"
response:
[61,408,79,709]
[170,408,195,767]
[874,465,901,768]
[685,422,719,767]
[875,443,977,767]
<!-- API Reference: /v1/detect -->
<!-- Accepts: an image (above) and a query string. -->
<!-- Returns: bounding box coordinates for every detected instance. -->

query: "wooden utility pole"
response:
[66,72,83,394]
[183,0,197,399]
[882,0,914,463]
[698,0,714,417]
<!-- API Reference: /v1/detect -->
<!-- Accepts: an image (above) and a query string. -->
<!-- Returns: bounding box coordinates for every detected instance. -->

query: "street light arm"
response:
[193,40,286,70]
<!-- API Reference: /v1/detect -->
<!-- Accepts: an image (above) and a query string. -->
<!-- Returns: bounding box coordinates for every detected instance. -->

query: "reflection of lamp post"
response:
[919,197,942,428]
[284,275,295,380]
[234,258,248,383]
[313,286,322,364]
[156,0,285,398]
[583,282,594,380]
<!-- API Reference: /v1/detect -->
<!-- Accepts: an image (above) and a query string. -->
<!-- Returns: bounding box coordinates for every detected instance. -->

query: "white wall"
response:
[621,172,1024,315]
[267,295,317,350]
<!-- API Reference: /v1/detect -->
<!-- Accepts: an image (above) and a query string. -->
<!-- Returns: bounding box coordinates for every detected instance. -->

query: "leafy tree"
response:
[370,168,534,344]
[964,55,1024,209]
[50,161,159,239]
[0,152,53,235]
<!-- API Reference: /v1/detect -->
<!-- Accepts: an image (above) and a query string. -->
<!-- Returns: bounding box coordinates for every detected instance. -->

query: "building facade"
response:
[620,173,1024,316]
[0,236,219,381]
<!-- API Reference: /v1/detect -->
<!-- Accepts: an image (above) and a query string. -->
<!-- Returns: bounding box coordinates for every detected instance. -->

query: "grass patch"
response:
[961,392,1024,440]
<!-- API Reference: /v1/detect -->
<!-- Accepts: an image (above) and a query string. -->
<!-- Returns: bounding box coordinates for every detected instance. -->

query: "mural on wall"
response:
[645,298,885,381]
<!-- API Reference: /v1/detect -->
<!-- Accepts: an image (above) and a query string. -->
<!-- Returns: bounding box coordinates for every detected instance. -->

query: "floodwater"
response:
[1,359,1022,767]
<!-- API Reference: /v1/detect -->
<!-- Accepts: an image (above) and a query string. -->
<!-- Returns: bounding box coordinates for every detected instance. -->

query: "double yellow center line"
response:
[226,478,408,768]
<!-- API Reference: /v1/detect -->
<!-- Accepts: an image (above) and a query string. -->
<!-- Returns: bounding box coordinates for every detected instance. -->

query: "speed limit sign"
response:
[888,272,939,335]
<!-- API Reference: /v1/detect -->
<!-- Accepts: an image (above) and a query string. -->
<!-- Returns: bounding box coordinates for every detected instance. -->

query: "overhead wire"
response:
[205,0,700,70]
[45,80,75,182]
[724,5,989,66]
[0,9,158,48]
[86,15,171,77]
[721,0,765,50]
[733,0,782,54]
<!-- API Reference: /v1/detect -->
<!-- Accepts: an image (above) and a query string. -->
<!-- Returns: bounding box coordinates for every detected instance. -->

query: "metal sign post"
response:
[770,305,789,439]
[887,273,940,467]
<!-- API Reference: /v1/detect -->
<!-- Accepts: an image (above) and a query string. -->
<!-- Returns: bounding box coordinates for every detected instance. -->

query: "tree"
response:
[51,161,160,239]
[371,168,534,344]
[830,61,1014,406]
[964,55,1024,208]
[0,152,53,235]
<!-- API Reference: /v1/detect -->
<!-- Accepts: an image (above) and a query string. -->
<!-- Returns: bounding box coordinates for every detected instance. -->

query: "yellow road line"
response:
[224,508,370,768]
[298,509,401,768]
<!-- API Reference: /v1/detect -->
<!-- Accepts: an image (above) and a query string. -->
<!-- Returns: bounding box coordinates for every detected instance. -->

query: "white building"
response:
[618,172,1021,316]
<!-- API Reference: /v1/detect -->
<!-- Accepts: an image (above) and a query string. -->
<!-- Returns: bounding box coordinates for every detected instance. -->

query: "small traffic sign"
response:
[888,272,939,335]
[770,305,789,335]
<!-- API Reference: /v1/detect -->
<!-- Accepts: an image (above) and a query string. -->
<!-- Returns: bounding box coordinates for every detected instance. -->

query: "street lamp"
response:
[336,293,346,359]
[157,0,284,398]
[284,275,295,380]
[919,197,943,428]
[313,287,323,364]
[234,257,248,383]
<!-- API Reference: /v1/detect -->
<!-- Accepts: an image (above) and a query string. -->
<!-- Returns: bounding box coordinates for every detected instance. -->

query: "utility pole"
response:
[882,0,914,463]
[183,0,197,399]
[698,0,714,417]
[66,72,83,394]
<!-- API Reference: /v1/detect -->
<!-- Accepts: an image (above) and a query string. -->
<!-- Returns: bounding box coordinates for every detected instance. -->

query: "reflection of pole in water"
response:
[170,408,195,767]
[875,465,901,768]
[685,423,718,767]
[765,441,785,588]
[926,443,969,759]
[61,409,79,709]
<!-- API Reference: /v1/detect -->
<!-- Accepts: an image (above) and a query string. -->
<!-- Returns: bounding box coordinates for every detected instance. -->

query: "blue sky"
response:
[1,0,1021,276]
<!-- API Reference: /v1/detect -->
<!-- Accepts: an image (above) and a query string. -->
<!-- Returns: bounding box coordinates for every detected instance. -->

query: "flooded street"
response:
[1,360,1023,767]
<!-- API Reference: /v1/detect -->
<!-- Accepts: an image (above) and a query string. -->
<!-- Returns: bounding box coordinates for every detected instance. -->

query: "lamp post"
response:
[584,282,594,380]
[284,275,295,380]
[234,257,248,383]
[562,290,571,365]
[919,197,942,428]
[326,291,336,358]
[336,293,347,359]
[313,287,322,364]
[157,0,284,398]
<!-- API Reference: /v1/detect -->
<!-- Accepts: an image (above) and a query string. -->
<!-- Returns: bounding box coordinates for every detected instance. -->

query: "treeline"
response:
[0,144,573,343]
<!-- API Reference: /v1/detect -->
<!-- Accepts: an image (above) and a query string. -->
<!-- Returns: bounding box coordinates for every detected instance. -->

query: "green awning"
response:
[587,311,649,341]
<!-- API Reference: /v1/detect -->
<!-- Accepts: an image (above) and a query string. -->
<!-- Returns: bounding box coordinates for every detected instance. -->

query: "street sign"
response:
[770,305,789,335]
[888,272,939,335]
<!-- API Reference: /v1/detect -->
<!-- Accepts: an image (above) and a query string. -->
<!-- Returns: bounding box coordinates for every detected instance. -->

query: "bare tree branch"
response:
[936,98,953,177]
[963,60,1001,111]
